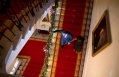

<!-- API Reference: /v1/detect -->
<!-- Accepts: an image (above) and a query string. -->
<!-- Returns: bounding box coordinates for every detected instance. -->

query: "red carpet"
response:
[54,0,88,77]
[19,40,46,77]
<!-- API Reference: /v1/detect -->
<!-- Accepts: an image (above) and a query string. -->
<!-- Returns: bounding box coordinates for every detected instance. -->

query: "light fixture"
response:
[41,25,46,28]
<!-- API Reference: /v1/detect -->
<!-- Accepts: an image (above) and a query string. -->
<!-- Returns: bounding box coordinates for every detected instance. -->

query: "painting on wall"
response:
[92,10,112,57]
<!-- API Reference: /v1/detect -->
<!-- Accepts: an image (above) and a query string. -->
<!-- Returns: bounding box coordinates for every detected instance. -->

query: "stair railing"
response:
[31,0,39,12]
[23,0,35,17]
[13,0,28,23]
[20,0,31,20]
[35,0,40,11]
[8,5,24,28]
[5,13,22,31]
[0,32,12,42]
[41,1,58,76]
[29,0,37,12]
[0,19,16,36]
[37,0,43,8]
[0,0,22,31]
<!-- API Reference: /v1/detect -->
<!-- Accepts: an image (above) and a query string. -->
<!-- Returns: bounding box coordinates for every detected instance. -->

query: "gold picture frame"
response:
[92,10,112,57]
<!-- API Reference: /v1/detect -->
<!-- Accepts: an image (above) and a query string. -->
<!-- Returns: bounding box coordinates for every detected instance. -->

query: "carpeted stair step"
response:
[62,22,84,28]
[57,55,77,62]
[59,45,74,51]
[64,29,82,34]
[56,67,75,75]
[62,27,84,31]
[65,6,85,11]
[65,11,85,15]
[23,71,39,77]
[58,54,77,59]
[63,18,84,23]
[55,72,74,77]
[57,60,77,65]
[25,66,41,73]
[27,63,43,69]
[64,15,84,20]
[65,29,87,36]
[58,50,77,56]
[74,32,88,37]
[56,62,77,70]
[62,13,85,18]
[63,22,83,27]
[66,2,86,7]
[68,28,87,31]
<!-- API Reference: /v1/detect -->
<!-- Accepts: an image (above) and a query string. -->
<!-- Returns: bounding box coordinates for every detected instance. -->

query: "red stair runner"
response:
[54,0,88,77]
[19,40,46,77]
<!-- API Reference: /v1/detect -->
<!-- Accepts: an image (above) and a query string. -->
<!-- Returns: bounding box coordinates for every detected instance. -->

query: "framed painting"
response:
[92,10,112,57]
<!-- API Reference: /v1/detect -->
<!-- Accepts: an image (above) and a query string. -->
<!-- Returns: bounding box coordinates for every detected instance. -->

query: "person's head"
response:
[77,36,85,41]
[77,39,81,42]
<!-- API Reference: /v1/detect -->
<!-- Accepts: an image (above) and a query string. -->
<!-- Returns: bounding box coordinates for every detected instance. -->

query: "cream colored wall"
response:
[82,0,119,77]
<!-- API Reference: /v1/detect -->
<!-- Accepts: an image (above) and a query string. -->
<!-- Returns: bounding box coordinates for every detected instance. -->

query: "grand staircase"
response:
[43,0,93,77]
[0,0,93,77]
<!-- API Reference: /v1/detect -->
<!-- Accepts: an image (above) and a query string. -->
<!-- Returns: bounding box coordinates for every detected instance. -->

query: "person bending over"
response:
[51,30,72,49]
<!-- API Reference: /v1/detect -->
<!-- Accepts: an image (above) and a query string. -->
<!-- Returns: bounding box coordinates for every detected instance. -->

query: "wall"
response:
[82,0,119,77]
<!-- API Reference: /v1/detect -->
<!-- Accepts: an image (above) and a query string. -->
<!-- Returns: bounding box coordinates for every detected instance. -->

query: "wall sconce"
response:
[41,25,46,28]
